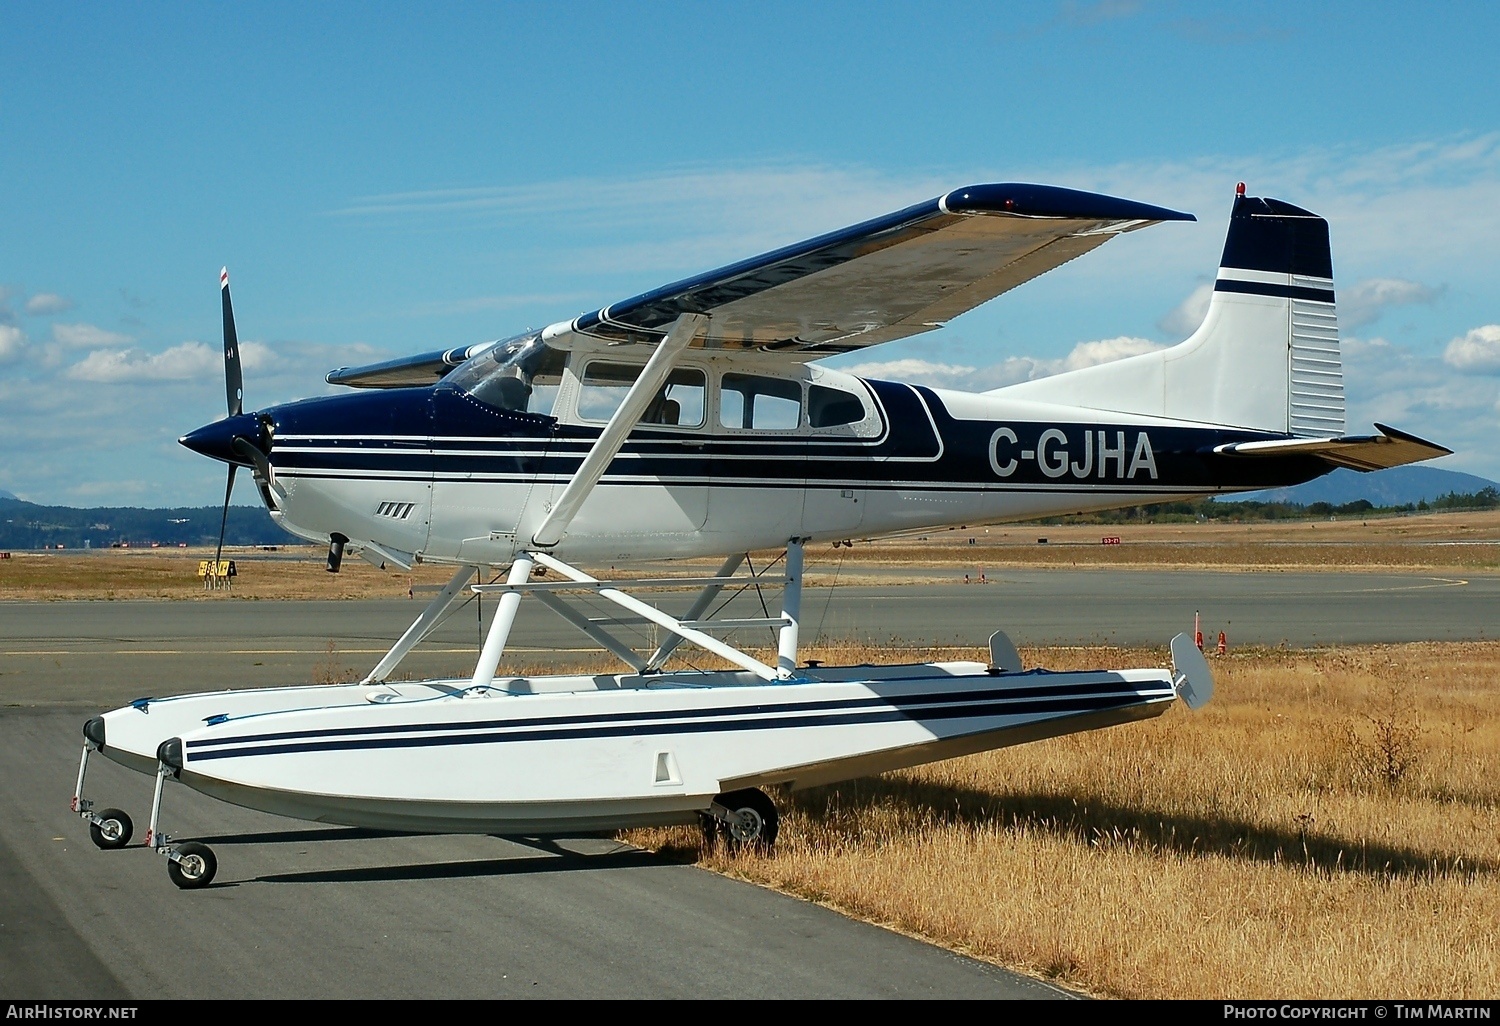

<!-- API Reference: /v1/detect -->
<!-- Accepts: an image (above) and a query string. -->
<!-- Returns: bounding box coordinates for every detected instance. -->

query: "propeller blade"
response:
[221,267,243,417]
[213,463,238,575]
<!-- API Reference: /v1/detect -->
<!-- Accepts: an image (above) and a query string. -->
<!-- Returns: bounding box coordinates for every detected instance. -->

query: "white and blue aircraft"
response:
[72,182,1447,888]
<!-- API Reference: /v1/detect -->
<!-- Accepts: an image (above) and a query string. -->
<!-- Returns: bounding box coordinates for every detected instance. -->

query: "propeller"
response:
[212,268,242,578]
[223,266,243,418]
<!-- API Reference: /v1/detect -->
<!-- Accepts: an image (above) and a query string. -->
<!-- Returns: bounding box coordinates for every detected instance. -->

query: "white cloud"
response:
[52,322,134,348]
[24,293,74,316]
[0,325,26,363]
[237,340,277,373]
[1443,325,1500,374]
[1159,282,1213,337]
[1339,278,1441,330]
[1339,334,1499,476]
[67,341,221,383]
[844,337,1163,391]
[1060,336,1164,370]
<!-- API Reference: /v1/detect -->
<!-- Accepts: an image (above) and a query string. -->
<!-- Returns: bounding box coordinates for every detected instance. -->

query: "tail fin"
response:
[994,187,1344,437]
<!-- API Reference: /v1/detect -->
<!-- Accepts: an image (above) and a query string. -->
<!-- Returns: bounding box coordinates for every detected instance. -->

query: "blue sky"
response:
[3,1,1498,505]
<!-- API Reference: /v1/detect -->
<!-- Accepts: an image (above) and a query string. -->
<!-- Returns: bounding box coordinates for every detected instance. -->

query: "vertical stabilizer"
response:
[993,187,1345,437]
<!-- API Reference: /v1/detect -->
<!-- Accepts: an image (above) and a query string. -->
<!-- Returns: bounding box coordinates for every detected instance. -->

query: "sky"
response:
[2,1,1498,506]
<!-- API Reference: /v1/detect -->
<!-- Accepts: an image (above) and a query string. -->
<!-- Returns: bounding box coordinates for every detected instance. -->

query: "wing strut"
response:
[530,312,707,548]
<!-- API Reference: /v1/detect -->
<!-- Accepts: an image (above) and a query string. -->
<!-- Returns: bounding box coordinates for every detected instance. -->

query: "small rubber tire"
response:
[716,788,779,852]
[167,842,217,889]
[88,809,133,850]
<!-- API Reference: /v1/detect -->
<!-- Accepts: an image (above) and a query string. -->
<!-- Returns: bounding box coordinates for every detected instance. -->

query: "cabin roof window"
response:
[444,332,566,415]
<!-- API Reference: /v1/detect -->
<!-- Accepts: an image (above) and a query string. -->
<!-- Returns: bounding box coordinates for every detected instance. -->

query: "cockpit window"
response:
[577,361,706,427]
[444,332,565,415]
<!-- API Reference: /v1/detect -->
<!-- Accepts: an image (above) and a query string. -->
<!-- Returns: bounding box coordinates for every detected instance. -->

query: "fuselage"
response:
[201,353,1327,567]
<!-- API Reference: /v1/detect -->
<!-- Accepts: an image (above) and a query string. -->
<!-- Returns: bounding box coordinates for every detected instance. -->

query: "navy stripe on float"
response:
[1214,279,1334,303]
[184,678,1166,751]
[185,693,1169,763]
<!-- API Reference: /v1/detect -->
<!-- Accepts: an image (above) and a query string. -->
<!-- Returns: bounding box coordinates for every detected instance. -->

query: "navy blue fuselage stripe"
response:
[1214,279,1334,303]
[184,679,1168,750]
[184,694,1163,763]
[265,375,1334,493]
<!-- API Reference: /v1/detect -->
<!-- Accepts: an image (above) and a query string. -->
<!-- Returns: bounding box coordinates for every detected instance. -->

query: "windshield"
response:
[443,332,565,415]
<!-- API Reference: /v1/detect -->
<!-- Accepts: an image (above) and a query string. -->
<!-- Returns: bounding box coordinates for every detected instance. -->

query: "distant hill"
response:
[0,497,295,550]
[0,489,18,501]
[1227,466,1498,508]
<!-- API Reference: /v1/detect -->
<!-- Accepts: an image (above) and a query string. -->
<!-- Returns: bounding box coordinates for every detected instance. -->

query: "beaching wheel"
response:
[716,788,779,852]
[88,809,133,850]
[167,842,217,889]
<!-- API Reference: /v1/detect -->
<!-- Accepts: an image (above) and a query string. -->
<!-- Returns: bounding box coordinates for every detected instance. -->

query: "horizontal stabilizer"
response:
[1214,423,1451,472]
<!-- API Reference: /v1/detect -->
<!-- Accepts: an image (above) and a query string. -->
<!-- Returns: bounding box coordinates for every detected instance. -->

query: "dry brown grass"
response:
[627,641,1500,998]
[2,509,1496,601]
[832,508,1500,572]
[0,548,463,600]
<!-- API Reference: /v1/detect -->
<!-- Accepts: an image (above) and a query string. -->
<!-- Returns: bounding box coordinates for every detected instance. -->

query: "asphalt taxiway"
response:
[0,707,1070,999]
[2,566,1493,998]
[1,568,1492,706]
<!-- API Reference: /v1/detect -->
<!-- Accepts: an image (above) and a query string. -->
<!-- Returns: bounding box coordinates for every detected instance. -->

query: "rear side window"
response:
[720,373,801,431]
[808,384,865,428]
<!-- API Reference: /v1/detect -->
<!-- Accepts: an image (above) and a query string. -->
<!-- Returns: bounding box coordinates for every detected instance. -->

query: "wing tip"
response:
[942,183,1195,223]
[1373,422,1454,458]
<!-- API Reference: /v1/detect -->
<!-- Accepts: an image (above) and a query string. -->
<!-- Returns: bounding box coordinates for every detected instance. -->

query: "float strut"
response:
[365,563,478,683]
[776,538,806,679]
[471,555,534,689]
[643,553,745,672]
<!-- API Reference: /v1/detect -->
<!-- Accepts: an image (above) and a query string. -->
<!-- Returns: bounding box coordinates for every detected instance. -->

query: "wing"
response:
[328,183,1193,387]
[326,343,490,389]
[560,183,1193,355]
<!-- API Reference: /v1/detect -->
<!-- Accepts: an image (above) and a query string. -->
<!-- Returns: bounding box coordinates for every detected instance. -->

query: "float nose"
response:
[179,413,261,465]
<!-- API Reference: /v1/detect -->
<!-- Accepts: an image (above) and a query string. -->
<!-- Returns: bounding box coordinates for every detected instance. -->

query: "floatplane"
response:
[71,182,1447,888]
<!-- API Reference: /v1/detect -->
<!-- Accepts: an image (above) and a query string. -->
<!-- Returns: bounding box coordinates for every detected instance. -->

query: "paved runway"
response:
[1,566,1492,999]
[1,712,1064,1000]
[2,568,1493,707]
